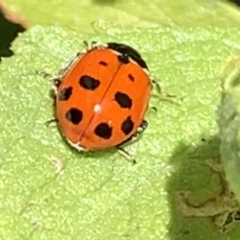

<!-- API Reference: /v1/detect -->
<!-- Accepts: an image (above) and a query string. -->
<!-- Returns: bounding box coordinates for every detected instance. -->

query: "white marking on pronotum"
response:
[109,49,150,76]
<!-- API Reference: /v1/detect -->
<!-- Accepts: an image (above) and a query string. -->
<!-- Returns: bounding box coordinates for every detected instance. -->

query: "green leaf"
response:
[2,0,240,239]
[5,0,240,30]
[217,55,240,204]
[1,22,240,239]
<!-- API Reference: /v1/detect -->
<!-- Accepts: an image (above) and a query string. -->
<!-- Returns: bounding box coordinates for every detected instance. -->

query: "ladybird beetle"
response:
[51,42,153,160]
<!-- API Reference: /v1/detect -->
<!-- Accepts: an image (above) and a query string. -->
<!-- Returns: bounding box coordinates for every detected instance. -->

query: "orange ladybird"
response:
[52,42,153,158]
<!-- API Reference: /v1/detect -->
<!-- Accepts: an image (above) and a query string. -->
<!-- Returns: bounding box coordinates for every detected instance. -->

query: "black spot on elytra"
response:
[99,60,108,66]
[65,108,83,125]
[121,116,134,135]
[117,54,129,64]
[107,42,148,69]
[115,92,132,109]
[94,123,112,139]
[128,74,134,82]
[58,87,73,101]
[79,75,100,90]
